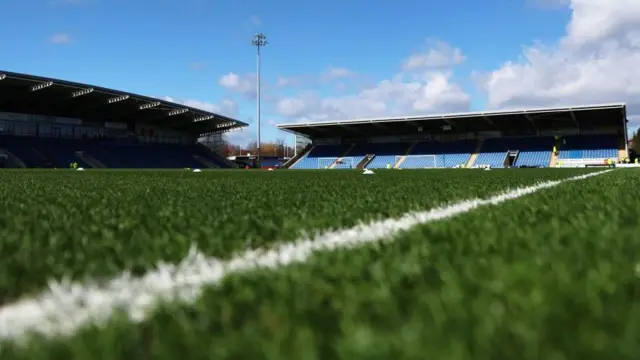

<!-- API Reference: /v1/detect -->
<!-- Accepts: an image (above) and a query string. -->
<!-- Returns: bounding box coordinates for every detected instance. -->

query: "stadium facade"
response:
[277,104,629,169]
[0,71,247,168]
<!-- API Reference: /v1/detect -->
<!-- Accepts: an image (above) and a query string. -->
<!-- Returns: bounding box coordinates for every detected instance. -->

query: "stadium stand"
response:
[0,71,246,168]
[279,104,629,169]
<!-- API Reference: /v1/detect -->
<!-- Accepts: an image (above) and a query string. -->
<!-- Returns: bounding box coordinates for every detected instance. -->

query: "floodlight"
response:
[216,121,234,128]
[251,33,267,47]
[168,108,188,116]
[31,81,53,91]
[252,32,267,167]
[108,95,129,104]
[71,88,94,97]
[139,101,161,110]
[194,115,214,122]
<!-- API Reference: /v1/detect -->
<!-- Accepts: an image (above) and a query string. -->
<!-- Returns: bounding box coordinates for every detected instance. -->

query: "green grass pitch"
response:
[1,168,639,359]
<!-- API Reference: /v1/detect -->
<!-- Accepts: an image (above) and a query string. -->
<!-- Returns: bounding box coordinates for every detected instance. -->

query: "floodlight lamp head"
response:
[252,33,267,47]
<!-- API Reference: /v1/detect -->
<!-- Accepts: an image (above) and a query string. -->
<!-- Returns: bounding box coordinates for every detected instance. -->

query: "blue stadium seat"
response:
[260,158,282,167]
[366,142,411,169]
[475,138,512,168]
[476,137,554,168]
[0,135,232,169]
[333,156,364,169]
[0,136,49,167]
[291,156,318,169]
[290,144,347,169]
[558,135,618,160]
[291,141,475,169]
[515,151,552,167]
[402,155,438,168]
[367,155,399,169]
[400,140,475,168]
[474,152,507,167]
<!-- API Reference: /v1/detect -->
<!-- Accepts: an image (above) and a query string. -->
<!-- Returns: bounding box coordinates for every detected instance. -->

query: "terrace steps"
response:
[330,143,356,168]
[75,151,106,168]
[549,151,559,167]
[618,148,627,161]
[2,150,26,168]
[285,144,314,168]
[466,139,484,167]
[196,143,238,168]
[394,141,418,169]
[193,155,219,168]
[356,154,374,169]
[32,148,47,162]
[32,148,55,167]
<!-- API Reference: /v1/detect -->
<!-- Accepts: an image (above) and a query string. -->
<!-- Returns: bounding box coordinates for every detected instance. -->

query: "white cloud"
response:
[275,42,470,122]
[412,72,471,111]
[218,72,255,97]
[49,33,72,44]
[274,67,360,91]
[277,71,347,88]
[628,115,640,130]
[276,72,469,122]
[276,97,307,117]
[224,128,253,147]
[403,41,465,71]
[161,96,247,144]
[161,96,238,117]
[483,0,640,115]
[276,76,301,87]
[324,67,354,80]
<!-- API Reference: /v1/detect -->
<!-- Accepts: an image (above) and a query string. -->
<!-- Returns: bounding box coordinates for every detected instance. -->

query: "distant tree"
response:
[221,139,295,158]
[222,143,241,157]
[261,142,277,156]
[246,141,258,155]
[631,128,640,153]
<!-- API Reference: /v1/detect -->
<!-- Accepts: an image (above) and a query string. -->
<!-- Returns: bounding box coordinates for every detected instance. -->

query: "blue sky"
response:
[1,0,638,145]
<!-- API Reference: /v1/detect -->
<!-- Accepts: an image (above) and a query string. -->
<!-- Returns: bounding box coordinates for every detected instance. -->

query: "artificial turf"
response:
[1,168,638,359]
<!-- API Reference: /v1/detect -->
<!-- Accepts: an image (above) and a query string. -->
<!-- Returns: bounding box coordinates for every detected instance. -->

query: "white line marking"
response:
[0,170,612,343]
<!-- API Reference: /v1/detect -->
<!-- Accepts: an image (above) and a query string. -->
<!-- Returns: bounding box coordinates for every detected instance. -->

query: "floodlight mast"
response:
[252,32,267,168]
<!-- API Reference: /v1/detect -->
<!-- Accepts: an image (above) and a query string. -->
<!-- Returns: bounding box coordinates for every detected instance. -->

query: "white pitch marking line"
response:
[0,170,612,343]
